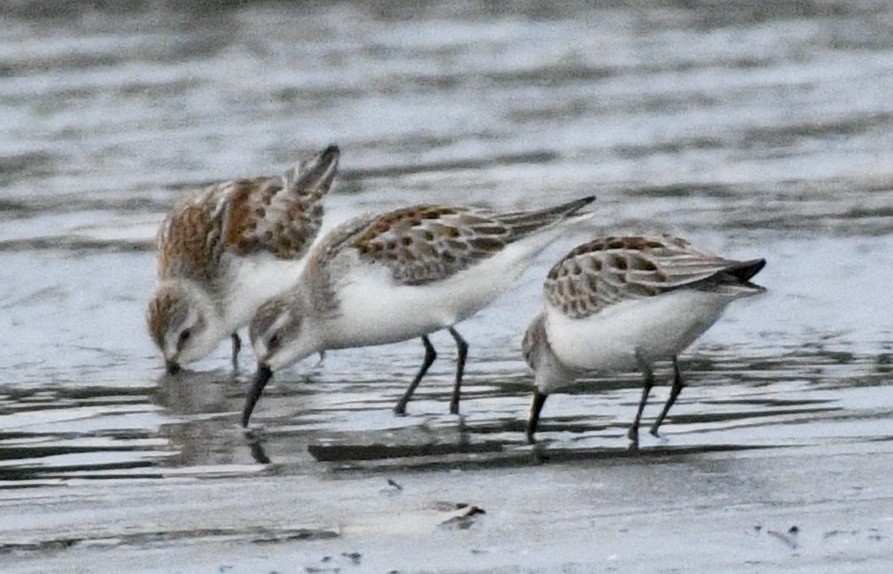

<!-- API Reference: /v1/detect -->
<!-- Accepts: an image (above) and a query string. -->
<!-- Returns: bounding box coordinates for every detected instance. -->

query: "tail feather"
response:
[705,257,766,296]
[285,144,340,197]
[499,196,596,237]
[725,258,766,282]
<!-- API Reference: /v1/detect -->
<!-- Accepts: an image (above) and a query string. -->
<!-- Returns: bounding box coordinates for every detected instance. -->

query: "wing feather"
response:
[341,197,593,286]
[346,206,511,285]
[156,146,339,280]
[156,186,223,281]
[544,236,748,319]
[224,146,339,259]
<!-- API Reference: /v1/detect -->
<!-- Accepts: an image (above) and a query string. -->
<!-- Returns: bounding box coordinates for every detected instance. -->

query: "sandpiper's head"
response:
[147,282,219,374]
[521,313,547,373]
[248,293,317,372]
[522,313,577,392]
[522,313,577,443]
[243,293,317,426]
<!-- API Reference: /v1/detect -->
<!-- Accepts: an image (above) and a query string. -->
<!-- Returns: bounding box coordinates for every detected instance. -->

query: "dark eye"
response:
[178,329,191,346]
[268,333,280,350]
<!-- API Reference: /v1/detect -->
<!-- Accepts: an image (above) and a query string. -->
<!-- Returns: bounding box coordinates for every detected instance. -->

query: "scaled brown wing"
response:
[349,206,513,286]
[156,187,224,281]
[222,176,323,261]
[544,236,741,319]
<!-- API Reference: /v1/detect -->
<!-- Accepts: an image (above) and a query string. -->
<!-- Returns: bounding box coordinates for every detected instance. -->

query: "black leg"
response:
[650,356,685,437]
[526,390,548,444]
[448,327,468,415]
[628,359,655,449]
[394,335,437,415]
[231,332,242,371]
[247,434,272,464]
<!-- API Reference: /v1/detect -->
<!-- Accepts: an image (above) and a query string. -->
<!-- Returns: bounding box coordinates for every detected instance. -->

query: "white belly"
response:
[545,289,733,372]
[322,241,542,349]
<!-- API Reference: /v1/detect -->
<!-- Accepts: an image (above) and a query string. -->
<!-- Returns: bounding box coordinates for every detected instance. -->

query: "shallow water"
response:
[0,1,892,570]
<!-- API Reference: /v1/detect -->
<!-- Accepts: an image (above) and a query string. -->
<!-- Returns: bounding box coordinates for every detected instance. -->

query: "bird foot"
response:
[627,427,641,452]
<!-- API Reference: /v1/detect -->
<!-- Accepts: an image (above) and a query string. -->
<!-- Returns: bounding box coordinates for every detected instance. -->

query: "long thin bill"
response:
[526,390,548,444]
[165,360,181,375]
[242,363,273,427]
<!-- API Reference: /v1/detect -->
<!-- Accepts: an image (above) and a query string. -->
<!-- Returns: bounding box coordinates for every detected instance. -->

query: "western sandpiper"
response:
[242,196,597,426]
[522,236,765,448]
[147,145,340,374]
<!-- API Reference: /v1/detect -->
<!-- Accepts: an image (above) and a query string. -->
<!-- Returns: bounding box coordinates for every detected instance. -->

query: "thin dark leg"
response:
[526,390,548,444]
[628,360,655,449]
[649,356,685,437]
[247,435,272,465]
[231,332,242,371]
[448,327,468,415]
[394,335,437,415]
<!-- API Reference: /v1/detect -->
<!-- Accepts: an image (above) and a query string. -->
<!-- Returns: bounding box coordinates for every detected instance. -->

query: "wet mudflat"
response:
[1,1,892,572]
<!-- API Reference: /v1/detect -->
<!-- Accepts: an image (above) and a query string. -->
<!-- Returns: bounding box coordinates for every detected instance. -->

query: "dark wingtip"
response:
[321,144,340,160]
[729,258,766,282]
[566,195,595,215]
[241,363,273,427]
[566,195,596,215]
[293,144,340,193]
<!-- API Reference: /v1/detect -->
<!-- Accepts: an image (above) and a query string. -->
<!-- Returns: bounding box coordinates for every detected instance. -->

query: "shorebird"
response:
[522,236,766,448]
[147,145,340,374]
[242,196,597,426]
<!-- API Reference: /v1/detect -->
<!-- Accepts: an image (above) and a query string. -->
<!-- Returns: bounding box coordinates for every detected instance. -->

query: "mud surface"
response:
[1,1,892,572]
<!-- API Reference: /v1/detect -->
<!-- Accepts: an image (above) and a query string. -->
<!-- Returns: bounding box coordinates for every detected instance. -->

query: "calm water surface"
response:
[0,0,891,484]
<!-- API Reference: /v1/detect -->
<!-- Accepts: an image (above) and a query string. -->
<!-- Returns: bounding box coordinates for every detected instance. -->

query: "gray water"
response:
[1,0,891,487]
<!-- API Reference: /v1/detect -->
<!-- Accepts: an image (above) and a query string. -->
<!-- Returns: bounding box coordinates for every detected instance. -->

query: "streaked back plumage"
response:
[157,145,339,286]
[309,197,596,288]
[544,235,765,319]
